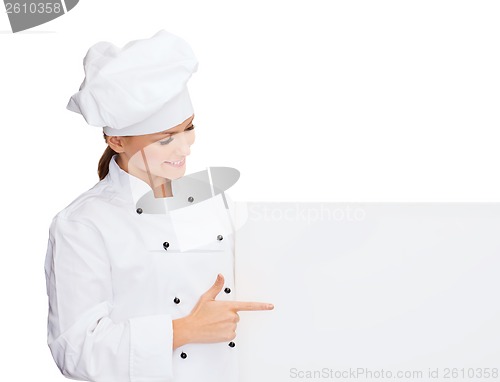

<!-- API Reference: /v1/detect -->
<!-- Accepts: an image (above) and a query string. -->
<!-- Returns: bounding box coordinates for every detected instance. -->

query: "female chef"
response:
[44,30,274,382]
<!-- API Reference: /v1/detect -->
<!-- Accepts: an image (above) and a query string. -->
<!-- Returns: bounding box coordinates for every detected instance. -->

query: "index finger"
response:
[227,301,275,311]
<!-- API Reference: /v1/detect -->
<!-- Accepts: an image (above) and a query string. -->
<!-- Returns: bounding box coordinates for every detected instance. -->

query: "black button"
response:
[136,208,143,214]
[217,235,223,241]
[224,287,231,294]
[173,297,180,304]
[188,196,194,203]
[163,242,170,250]
[228,342,235,348]
[180,352,187,359]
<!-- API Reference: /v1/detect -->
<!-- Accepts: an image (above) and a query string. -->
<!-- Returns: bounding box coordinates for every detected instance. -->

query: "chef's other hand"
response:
[172,273,274,349]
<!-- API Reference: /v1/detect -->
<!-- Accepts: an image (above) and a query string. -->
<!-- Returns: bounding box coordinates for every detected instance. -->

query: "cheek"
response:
[142,143,172,164]
[126,144,163,169]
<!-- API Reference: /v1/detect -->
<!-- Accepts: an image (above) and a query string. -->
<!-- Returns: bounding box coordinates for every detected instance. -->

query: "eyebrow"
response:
[161,116,195,135]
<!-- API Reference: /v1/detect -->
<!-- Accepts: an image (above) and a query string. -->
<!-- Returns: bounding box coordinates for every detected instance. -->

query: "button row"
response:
[162,235,223,251]
[136,196,196,215]
[172,286,231,305]
[179,342,236,359]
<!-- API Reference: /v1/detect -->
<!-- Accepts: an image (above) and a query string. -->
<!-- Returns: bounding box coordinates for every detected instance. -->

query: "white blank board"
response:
[234,203,500,382]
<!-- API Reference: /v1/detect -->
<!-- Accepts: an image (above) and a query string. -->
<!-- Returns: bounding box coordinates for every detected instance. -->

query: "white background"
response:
[235,203,500,381]
[0,0,499,380]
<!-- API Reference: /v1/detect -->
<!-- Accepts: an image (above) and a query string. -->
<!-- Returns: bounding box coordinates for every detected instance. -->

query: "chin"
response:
[169,174,185,180]
[164,169,186,180]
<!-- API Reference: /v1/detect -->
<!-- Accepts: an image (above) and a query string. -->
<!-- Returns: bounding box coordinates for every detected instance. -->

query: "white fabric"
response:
[66,30,198,136]
[44,155,238,382]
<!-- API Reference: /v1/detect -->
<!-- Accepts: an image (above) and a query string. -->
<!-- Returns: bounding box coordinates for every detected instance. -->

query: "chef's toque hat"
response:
[67,29,198,136]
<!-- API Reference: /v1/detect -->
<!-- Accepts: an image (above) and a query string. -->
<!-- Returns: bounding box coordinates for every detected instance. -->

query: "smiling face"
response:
[107,114,195,195]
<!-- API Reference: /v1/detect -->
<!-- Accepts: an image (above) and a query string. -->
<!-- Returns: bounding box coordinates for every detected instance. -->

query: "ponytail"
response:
[98,133,118,180]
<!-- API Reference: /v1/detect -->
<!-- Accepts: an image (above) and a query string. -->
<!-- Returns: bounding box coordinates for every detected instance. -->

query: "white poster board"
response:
[234,203,500,382]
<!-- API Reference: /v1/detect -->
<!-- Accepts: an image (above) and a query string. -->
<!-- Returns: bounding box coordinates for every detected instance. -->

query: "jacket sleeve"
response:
[44,215,174,382]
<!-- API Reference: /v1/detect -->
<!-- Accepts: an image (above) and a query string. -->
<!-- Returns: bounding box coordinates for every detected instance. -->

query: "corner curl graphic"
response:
[4,0,79,33]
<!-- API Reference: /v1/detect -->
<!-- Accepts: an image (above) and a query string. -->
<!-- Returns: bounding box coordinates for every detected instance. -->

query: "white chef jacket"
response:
[44,154,239,382]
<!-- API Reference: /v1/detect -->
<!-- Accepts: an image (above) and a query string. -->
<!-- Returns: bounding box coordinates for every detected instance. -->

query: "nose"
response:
[172,131,192,157]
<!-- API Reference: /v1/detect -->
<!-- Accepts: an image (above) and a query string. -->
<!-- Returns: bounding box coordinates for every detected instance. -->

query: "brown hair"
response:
[98,133,118,180]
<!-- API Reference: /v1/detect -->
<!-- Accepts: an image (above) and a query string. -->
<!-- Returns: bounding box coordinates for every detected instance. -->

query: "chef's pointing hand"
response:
[201,273,274,311]
[172,274,274,349]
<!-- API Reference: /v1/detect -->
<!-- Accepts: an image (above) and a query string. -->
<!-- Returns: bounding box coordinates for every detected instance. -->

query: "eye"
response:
[158,125,194,145]
[159,137,174,145]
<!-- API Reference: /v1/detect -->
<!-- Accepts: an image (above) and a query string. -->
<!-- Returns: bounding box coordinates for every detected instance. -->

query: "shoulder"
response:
[50,176,122,229]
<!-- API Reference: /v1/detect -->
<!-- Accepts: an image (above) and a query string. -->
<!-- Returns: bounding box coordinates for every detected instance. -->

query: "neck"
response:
[117,154,173,199]
[153,180,173,198]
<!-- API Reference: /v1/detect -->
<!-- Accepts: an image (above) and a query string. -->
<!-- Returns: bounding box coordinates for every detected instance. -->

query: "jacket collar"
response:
[108,154,152,206]
[107,153,240,214]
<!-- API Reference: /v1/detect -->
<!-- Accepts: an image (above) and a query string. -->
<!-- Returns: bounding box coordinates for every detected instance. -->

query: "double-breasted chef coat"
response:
[44,154,239,382]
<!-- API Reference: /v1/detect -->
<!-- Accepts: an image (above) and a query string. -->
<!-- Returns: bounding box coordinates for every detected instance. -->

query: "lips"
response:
[164,158,185,167]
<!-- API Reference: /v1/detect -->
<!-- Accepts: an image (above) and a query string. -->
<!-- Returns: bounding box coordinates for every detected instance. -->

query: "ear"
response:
[106,136,127,153]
